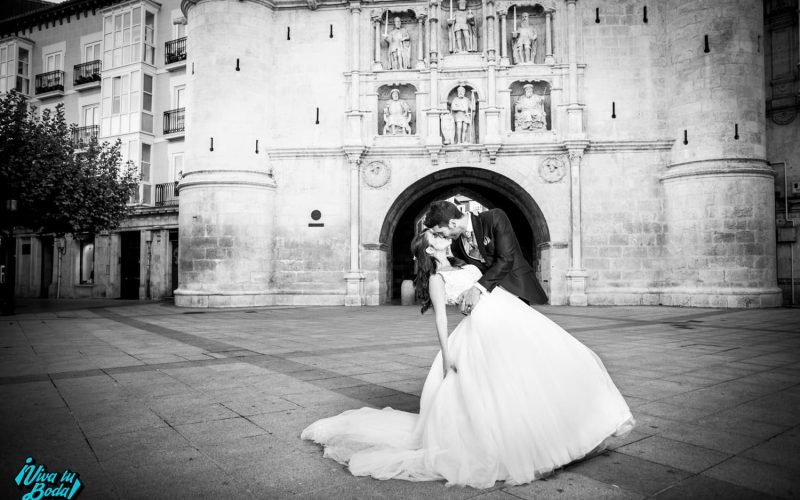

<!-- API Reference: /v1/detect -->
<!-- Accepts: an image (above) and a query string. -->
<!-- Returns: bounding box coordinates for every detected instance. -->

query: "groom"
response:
[423,200,548,313]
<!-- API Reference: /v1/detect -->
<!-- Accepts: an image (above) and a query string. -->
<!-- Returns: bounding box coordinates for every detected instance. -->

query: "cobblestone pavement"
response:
[1,299,798,499]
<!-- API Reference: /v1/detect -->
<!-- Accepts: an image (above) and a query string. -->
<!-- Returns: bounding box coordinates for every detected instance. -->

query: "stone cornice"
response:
[661,157,774,182]
[587,140,674,153]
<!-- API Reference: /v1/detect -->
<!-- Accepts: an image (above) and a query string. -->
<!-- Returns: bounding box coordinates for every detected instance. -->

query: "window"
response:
[142,74,153,133]
[0,46,8,93]
[174,21,186,40]
[141,143,151,182]
[172,153,183,181]
[79,239,95,284]
[103,6,147,69]
[0,42,32,94]
[45,52,62,72]
[112,76,121,113]
[144,11,155,64]
[16,46,30,94]
[83,105,99,126]
[174,85,184,109]
[84,42,101,63]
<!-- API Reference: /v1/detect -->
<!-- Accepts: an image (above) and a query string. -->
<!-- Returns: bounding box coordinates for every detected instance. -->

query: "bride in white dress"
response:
[302,229,635,488]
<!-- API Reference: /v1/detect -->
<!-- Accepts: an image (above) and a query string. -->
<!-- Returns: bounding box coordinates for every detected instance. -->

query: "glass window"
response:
[84,42,101,62]
[112,76,121,114]
[172,153,184,181]
[79,239,94,284]
[141,143,151,182]
[16,47,29,94]
[83,105,99,126]
[143,74,152,111]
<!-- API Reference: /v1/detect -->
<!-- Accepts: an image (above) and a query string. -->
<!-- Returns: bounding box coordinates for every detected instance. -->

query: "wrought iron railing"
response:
[73,60,101,85]
[72,125,99,145]
[163,107,185,134]
[165,37,187,64]
[35,70,65,94]
[155,182,179,206]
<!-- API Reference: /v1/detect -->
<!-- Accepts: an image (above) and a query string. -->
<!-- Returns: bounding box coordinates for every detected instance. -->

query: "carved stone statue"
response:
[383,17,412,70]
[515,84,546,131]
[450,86,474,144]
[447,0,477,53]
[383,89,412,135]
[513,12,537,64]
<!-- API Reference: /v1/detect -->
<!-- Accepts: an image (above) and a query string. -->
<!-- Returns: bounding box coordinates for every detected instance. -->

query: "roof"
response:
[0,0,119,38]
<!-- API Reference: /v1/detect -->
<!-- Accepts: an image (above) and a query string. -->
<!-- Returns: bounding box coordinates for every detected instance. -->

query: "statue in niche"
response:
[383,88,412,135]
[512,12,537,64]
[514,84,546,131]
[441,113,456,145]
[447,0,477,53]
[450,86,475,144]
[383,16,412,70]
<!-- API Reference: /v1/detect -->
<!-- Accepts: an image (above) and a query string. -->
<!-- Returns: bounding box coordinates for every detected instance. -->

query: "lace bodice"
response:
[437,265,483,305]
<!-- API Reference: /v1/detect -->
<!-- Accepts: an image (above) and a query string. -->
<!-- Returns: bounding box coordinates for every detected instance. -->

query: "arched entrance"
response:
[379,167,550,302]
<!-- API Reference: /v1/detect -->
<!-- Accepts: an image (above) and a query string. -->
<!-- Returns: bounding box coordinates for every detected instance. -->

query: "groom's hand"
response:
[459,286,482,315]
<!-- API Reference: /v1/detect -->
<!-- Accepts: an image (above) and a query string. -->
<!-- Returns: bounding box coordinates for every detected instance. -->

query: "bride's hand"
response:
[443,359,458,378]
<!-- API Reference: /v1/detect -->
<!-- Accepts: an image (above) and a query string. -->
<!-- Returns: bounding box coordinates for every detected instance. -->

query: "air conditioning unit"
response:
[792,182,800,195]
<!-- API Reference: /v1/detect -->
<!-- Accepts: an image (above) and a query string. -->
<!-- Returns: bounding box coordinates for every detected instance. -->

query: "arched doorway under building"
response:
[379,167,550,302]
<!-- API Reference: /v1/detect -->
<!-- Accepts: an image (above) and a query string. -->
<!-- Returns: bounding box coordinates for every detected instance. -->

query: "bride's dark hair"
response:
[410,230,464,314]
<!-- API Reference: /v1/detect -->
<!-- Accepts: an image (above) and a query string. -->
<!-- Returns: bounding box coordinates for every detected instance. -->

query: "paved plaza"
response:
[1,299,799,499]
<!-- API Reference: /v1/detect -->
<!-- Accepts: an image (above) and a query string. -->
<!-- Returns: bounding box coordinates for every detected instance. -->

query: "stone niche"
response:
[377,84,417,135]
[373,9,425,71]
[501,2,552,65]
[509,80,551,131]
[443,84,480,144]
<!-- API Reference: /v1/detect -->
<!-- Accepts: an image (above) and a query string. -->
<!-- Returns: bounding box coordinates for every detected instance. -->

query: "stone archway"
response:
[378,167,550,302]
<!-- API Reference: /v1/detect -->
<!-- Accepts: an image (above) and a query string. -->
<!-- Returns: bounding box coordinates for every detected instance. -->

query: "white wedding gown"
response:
[301,265,635,488]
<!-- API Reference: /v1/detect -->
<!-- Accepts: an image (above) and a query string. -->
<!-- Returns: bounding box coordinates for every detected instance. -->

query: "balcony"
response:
[163,107,185,138]
[73,60,101,90]
[72,125,99,146]
[155,182,179,207]
[35,70,65,98]
[165,37,187,70]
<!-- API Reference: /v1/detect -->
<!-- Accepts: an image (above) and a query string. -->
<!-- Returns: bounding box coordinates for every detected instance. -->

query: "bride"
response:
[301,229,635,488]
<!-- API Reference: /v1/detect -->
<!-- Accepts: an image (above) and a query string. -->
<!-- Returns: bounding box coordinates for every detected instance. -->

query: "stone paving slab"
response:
[0,300,799,499]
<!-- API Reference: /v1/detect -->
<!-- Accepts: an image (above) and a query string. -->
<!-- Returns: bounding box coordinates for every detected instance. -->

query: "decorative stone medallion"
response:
[539,156,565,183]
[364,161,391,188]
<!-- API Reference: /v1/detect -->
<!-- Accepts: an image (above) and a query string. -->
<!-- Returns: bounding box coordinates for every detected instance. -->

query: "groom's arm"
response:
[476,209,515,293]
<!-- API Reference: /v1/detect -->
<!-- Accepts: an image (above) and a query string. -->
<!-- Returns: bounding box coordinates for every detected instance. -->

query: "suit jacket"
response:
[450,209,548,305]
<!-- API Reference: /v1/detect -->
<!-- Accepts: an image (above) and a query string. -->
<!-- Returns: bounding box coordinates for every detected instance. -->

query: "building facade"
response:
[2,0,798,307]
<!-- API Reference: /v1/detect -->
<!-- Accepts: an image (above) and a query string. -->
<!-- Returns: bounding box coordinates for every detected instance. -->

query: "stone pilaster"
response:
[565,143,588,306]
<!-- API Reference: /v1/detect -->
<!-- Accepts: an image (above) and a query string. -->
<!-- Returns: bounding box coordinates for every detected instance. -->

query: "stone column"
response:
[176,0,276,308]
[426,0,443,162]
[485,0,497,61]
[545,9,554,64]
[344,151,365,306]
[417,13,427,69]
[372,11,383,71]
[346,2,365,142]
[565,146,588,306]
[350,2,361,108]
[565,0,583,138]
[660,0,780,307]
[498,9,509,65]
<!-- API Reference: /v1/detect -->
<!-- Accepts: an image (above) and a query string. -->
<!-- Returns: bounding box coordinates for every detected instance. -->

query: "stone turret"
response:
[175,0,277,307]
[661,0,781,307]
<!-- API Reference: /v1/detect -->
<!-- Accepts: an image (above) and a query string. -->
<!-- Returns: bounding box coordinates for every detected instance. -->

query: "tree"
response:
[0,90,139,236]
[0,91,140,313]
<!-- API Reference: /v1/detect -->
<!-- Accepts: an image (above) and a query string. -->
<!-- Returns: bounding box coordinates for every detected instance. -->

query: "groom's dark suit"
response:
[450,209,548,305]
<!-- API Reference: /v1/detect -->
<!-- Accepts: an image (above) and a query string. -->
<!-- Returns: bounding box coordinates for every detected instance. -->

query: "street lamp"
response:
[2,199,18,316]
